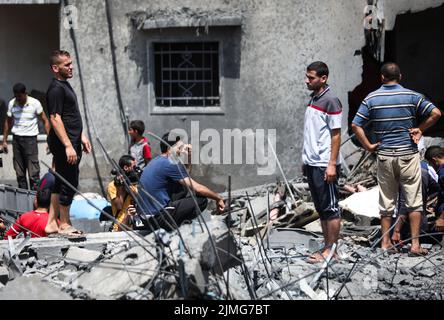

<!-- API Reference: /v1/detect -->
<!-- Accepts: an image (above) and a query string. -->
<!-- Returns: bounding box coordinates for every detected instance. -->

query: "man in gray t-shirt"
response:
[302,61,342,263]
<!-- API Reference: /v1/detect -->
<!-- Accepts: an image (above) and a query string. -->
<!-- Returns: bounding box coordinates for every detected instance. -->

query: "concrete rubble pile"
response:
[0,169,443,300]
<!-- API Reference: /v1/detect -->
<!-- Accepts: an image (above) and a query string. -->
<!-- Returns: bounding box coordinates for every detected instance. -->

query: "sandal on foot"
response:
[408,248,428,257]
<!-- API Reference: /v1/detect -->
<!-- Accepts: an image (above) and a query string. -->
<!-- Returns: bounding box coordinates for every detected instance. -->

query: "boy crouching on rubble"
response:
[4,188,52,239]
[424,146,444,233]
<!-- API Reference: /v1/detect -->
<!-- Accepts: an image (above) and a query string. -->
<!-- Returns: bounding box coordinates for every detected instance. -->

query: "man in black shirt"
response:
[45,50,91,237]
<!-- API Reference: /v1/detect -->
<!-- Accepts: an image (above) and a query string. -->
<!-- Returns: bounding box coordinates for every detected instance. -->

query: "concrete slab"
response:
[0,276,73,300]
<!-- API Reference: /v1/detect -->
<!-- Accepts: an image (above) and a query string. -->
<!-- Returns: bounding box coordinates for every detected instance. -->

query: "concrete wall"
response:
[3,0,443,193]
[61,0,366,193]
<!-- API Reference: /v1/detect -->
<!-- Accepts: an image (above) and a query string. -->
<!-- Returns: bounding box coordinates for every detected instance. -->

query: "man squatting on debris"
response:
[424,146,444,233]
[352,62,441,256]
[45,50,92,237]
[302,61,342,263]
[136,133,225,231]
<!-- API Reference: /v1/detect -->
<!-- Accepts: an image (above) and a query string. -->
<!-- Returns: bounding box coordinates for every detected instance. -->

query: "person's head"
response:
[424,146,444,170]
[118,155,136,173]
[34,188,52,210]
[50,50,73,80]
[12,83,27,105]
[160,132,181,154]
[305,61,329,92]
[381,62,401,84]
[128,120,145,139]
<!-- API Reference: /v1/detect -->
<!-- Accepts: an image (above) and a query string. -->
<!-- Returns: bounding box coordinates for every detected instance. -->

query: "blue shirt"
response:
[352,84,436,156]
[139,155,188,215]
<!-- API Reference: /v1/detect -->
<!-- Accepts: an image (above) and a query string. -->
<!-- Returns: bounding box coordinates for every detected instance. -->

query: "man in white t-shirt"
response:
[302,61,343,263]
[2,83,50,190]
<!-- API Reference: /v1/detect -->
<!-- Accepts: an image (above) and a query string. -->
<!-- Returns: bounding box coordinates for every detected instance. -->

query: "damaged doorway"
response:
[385,4,444,137]
[0,4,59,134]
[349,4,444,138]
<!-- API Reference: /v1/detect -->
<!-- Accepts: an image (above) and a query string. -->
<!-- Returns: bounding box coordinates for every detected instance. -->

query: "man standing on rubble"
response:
[352,62,441,256]
[302,61,342,263]
[44,50,91,237]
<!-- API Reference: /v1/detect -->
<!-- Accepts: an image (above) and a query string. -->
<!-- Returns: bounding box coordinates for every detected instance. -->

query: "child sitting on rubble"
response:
[423,146,444,233]
[128,120,152,169]
[4,188,52,239]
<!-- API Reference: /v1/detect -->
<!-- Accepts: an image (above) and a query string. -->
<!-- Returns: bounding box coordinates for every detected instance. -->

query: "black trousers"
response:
[144,195,208,232]
[48,136,82,206]
[12,135,40,190]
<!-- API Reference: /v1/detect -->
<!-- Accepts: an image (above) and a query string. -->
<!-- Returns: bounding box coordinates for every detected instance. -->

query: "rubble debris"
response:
[0,276,73,300]
[0,172,443,301]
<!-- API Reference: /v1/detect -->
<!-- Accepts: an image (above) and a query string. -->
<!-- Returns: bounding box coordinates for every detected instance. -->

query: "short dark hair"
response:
[130,120,145,136]
[50,50,70,66]
[307,61,329,77]
[36,188,51,209]
[381,62,401,82]
[160,132,180,153]
[118,155,135,169]
[13,83,26,95]
[425,146,444,162]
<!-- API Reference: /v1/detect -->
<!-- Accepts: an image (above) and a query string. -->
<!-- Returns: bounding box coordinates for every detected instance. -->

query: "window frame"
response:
[147,38,225,115]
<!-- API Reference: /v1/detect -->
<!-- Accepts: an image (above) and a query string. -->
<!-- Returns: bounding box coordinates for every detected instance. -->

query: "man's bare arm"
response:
[1,117,12,153]
[410,108,441,144]
[39,112,51,136]
[325,128,341,183]
[179,177,225,213]
[351,123,379,152]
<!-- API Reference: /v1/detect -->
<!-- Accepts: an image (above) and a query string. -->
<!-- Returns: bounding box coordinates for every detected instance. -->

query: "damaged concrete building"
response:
[1,0,444,302]
[1,0,444,193]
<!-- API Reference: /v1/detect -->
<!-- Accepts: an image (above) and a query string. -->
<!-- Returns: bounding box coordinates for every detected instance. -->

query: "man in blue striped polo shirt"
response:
[352,62,441,256]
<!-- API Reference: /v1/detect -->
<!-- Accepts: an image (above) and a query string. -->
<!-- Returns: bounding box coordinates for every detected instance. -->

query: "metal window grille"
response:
[154,42,220,107]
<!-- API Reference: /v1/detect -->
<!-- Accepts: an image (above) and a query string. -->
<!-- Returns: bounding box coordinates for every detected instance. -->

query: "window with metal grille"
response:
[154,42,220,107]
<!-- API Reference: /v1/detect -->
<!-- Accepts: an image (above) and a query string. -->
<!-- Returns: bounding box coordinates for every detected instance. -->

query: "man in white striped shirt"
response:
[2,83,50,190]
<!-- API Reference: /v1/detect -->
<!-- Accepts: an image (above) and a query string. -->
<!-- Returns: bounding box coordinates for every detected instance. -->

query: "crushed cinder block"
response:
[0,265,9,285]
[181,258,207,297]
[64,247,102,266]
[417,269,436,278]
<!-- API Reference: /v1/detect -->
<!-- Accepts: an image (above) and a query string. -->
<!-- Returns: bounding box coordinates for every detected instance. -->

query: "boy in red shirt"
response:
[4,188,51,239]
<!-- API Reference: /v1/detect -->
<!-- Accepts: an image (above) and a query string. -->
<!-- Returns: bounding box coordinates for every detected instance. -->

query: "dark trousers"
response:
[145,195,208,232]
[12,135,40,190]
[48,136,82,206]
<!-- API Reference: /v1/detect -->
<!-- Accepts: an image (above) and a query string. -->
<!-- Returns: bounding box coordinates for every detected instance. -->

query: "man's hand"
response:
[217,199,225,214]
[324,164,337,184]
[1,141,8,154]
[45,143,51,155]
[81,134,92,154]
[367,142,380,153]
[65,145,78,165]
[126,205,137,217]
[409,128,422,145]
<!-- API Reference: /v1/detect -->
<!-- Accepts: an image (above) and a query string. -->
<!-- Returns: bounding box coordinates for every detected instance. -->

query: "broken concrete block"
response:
[0,265,9,285]
[64,247,102,266]
[417,269,436,278]
[339,187,380,226]
[0,276,73,300]
[74,238,158,299]
[181,258,207,297]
